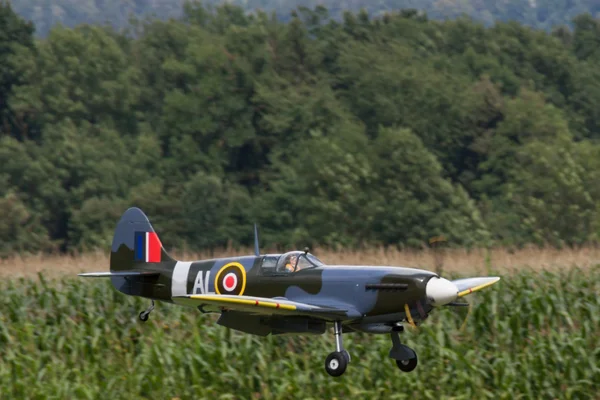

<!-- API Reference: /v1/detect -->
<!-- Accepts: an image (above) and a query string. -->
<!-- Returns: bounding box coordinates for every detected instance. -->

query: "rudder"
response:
[110,207,174,272]
[108,207,176,298]
[78,207,175,301]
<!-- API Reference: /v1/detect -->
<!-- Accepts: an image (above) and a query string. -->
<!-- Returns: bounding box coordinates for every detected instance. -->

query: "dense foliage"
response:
[3,2,600,254]
[0,267,598,398]
[10,0,600,37]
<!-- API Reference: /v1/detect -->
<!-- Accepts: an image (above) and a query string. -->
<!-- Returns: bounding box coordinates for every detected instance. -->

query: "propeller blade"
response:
[452,277,501,297]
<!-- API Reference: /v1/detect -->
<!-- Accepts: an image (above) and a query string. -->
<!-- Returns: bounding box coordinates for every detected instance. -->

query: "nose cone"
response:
[426,277,458,306]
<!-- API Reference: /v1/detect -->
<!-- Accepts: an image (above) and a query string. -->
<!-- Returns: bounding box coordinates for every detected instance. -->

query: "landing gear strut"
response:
[325,321,349,377]
[389,330,418,372]
[139,300,155,322]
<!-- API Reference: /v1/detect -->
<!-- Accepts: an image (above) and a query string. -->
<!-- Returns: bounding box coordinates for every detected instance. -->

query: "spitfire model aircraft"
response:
[79,208,500,377]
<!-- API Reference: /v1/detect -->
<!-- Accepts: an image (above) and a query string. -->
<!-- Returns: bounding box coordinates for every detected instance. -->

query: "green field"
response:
[1,267,598,399]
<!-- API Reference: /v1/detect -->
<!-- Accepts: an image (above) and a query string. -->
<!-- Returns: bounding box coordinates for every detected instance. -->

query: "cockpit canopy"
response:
[261,251,325,274]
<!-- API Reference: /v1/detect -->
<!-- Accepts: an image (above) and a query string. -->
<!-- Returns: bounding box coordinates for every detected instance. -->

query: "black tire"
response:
[139,311,149,322]
[325,351,348,377]
[395,355,418,372]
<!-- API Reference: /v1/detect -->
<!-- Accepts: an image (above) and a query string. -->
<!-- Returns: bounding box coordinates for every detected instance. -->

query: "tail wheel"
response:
[395,355,418,372]
[325,351,348,377]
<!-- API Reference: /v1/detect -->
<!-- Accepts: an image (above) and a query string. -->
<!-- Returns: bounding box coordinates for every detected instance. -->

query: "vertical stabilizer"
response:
[110,207,174,272]
[108,207,175,298]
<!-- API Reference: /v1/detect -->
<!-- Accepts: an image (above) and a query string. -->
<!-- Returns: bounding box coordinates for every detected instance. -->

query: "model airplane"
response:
[79,207,500,377]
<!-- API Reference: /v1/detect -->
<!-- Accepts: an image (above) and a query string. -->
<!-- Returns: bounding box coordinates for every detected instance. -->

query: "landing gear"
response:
[139,300,155,322]
[388,330,418,373]
[395,356,418,372]
[324,321,349,377]
[325,352,347,377]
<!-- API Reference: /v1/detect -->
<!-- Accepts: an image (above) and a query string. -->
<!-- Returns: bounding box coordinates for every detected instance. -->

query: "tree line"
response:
[10,0,600,37]
[2,2,600,256]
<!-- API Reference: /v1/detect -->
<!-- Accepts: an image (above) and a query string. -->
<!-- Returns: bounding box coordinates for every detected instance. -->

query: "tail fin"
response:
[79,208,175,297]
[110,207,174,272]
[79,207,175,299]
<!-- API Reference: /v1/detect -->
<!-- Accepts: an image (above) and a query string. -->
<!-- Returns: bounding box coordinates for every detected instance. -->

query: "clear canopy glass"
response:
[276,251,324,273]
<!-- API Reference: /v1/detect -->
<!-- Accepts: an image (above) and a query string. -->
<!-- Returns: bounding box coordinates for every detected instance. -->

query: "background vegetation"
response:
[3,245,600,279]
[9,0,600,37]
[0,267,597,399]
[3,1,600,256]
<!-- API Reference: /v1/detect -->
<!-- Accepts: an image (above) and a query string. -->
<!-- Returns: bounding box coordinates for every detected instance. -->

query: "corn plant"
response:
[0,267,598,399]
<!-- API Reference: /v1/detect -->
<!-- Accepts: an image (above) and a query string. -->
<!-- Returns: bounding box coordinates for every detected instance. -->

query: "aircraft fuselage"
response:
[110,252,438,326]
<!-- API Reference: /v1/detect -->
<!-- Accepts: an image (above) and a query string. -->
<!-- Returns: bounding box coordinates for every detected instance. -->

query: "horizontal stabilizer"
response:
[452,276,501,297]
[78,271,160,278]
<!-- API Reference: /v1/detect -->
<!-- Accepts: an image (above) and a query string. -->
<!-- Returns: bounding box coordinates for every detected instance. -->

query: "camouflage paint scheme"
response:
[80,207,500,374]
[105,208,441,333]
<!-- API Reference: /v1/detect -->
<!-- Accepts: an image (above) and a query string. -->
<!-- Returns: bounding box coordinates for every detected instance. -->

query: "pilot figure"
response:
[285,255,298,272]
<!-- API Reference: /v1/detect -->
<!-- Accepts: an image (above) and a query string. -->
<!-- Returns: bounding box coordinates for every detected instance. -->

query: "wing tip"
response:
[78,272,110,277]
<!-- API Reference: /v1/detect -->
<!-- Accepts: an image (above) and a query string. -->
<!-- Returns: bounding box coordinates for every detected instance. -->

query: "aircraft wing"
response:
[172,294,349,319]
[451,276,500,297]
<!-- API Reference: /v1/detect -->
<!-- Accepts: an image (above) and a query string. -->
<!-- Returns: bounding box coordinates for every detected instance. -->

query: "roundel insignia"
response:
[214,262,246,295]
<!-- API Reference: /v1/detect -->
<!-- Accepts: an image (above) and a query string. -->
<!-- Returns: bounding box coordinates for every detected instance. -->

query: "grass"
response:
[0,251,598,399]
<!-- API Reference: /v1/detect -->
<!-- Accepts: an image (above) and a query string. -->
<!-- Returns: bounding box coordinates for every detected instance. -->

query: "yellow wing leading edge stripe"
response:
[188,294,297,311]
[457,277,500,298]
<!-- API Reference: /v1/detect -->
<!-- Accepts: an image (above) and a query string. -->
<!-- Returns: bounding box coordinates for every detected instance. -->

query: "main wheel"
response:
[139,311,149,322]
[395,355,418,372]
[325,351,348,377]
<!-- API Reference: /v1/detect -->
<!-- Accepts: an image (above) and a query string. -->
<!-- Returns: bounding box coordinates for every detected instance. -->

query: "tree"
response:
[4,5,600,254]
[572,13,600,61]
[255,126,373,248]
[0,191,52,257]
[9,25,140,134]
[0,1,34,139]
[368,127,490,247]
[503,139,598,246]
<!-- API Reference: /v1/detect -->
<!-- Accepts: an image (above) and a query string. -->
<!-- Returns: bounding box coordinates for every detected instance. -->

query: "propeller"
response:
[401,275,498,332]
[423,238,499,331]
[425,276,499,332]
[425,276,500,307]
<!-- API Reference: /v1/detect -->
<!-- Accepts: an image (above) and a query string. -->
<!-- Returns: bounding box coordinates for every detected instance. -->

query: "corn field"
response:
[0,266,598,399]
